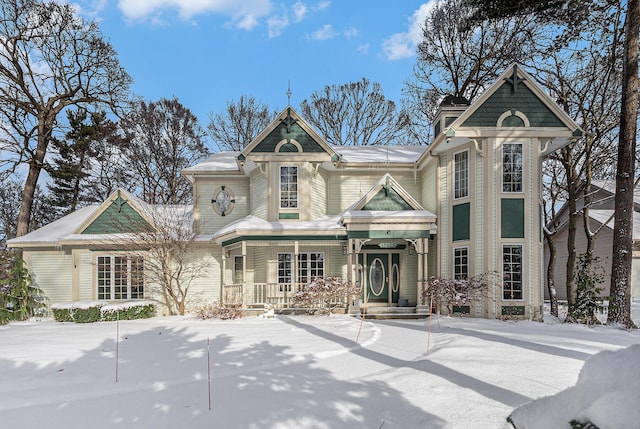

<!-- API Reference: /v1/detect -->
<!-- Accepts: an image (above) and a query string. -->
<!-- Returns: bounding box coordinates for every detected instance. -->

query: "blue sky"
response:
[71,0,433,128]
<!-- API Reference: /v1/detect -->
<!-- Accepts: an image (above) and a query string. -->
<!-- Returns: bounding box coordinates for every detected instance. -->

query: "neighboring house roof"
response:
[589,210,640,240]
[591,179,640,206]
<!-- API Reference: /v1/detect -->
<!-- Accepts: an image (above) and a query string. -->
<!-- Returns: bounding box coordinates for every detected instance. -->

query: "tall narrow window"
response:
[234,255,244,284]
[454,150,469,199]
[280,166,298,208]
[277,253,292,292]
[502,245,523,300]
[97,255,144,300]
[503,143,523,192]
[453,247,469,280]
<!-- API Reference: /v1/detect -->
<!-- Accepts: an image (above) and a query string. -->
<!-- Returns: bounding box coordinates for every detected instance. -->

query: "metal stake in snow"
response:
[207,337,211,411]
[115,312,120,382]
[355,291,369,344]
[427,294,433,355]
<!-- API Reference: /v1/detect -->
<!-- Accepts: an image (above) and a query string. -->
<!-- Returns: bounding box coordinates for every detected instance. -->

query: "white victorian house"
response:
[8,65,581,319]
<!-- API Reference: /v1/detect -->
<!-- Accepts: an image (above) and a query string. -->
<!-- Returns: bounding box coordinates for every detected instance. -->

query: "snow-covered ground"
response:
[1,312,639,428]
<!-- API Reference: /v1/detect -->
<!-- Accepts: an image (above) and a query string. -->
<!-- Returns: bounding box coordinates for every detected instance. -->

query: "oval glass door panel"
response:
[369,258,385,296]
[391,264,400,293]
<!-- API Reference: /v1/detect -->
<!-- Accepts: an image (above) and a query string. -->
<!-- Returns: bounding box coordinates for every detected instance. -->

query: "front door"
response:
[366,254,388,302]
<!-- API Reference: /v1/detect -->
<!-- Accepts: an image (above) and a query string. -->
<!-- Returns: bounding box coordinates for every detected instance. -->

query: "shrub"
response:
[51,301,155,322]
[101,301,155,321]
[0,254,46,324]
[291,277,360,315]
[421,272,496,316]
[194,301,243,320]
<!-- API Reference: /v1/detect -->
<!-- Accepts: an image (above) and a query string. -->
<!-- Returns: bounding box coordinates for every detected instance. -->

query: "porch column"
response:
[293,241,299,289]
[242,241,248,306]
[221,248,227,303]
[421,238,429,306]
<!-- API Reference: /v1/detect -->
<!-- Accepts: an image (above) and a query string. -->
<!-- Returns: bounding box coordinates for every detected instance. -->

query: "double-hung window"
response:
[502,245,523,300]
[503,143,523,192]
[97,255,144,300]
[280,166,298,208]
[454,150,469,199]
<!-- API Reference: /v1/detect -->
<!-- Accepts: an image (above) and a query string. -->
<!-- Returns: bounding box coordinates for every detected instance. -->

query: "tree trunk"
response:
[16,128,51,237]
[608,0,639,328]
[545,229,559,317]
[562,147,578,307]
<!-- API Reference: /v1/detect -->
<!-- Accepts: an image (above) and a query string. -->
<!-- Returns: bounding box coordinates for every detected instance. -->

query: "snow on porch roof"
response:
[333,145,426,164]
[211,215,347,242]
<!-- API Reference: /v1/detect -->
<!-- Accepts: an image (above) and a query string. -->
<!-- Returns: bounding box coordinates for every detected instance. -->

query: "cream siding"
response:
[474,146,485,278]
[78,250,93,301]
[253,247,266,283]
[28,251,73,304]
[421,158,438,213]
[197,177,250,234]
[439,153,449,278]
[182,249,221,310]
[310,170,327,219]
[403,251,418,305]
[251,170,268,219]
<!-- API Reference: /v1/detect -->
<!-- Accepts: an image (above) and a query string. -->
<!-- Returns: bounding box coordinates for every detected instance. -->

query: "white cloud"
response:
[292,1,307,22]
[118,0,273,30]
[381,1,434,60]
[267,15,289,38]
[343,27,358,39]
[310,24,338,40]
[356,44,369,55]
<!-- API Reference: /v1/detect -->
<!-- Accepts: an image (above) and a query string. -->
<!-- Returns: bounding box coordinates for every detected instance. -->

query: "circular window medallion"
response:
[369,258,385,297]
[212,186,235,216]
[391,264,400,293]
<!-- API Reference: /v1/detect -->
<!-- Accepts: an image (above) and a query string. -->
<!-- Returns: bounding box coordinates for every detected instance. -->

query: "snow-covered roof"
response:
[333,145,426,164]
[182,151,240,173]
[342,210,437,222]
[589,209,640,240]
[212,215,346,243]
[7,195,194,248]
[7,206,100,247]
[181,146,427,174]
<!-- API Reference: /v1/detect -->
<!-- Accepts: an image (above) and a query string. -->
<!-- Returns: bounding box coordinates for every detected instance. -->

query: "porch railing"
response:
[222,282,349,309]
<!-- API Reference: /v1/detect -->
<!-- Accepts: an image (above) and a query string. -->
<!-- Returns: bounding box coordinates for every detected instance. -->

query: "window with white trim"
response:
[277,252,325,289]
[297,252,324,284]
[97,255,144,300]
[502,245,523,300]
[454,150,469,199]
[234,255,244,284]
[280,166,298,208]
[503,143,523,192]
[453,247,469,280]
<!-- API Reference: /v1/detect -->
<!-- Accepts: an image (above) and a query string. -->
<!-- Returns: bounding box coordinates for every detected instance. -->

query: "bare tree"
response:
[120,97,208,205]
[207,95,275,151]
[0,0,131,237]
[406,0,540,114]
[299,78,409,146]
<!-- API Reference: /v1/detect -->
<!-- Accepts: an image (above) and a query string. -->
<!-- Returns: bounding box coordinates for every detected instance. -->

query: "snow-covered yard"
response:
[1,312,639,428]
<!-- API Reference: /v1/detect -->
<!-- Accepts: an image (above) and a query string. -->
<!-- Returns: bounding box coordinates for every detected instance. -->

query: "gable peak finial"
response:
[286,80,292,106]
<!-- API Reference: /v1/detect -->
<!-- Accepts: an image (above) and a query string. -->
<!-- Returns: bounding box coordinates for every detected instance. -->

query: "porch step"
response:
[356,306,429,320]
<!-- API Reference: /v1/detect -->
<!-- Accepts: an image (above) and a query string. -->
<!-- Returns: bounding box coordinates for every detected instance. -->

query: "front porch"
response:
[222,282,354,310]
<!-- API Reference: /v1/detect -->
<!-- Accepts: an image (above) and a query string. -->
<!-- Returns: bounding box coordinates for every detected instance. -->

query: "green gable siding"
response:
[251,122,327,153]
[362,187,413,211]
[501,198,525,238]
[462,83,565,128]
[452,203,470,241]
[82,197,149,234]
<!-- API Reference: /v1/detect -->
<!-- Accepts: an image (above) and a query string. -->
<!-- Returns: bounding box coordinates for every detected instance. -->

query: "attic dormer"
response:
[432,95,470,138]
